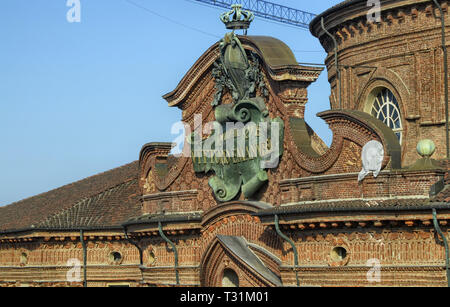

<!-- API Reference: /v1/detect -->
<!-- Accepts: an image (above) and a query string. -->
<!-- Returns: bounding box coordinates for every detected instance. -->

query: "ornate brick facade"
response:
[310,0,450,166]
[0,0,449,287]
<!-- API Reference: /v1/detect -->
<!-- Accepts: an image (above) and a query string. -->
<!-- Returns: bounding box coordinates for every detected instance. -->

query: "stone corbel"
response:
[349,23,359,35]
[425,4,434,16]
[335,29,345,43]
[342,26,352,39]
[386,13,395,24]
[397,10,406,22]
[357,20,368,33]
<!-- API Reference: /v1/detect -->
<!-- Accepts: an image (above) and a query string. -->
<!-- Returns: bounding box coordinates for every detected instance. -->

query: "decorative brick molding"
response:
[286,110,401,175]
[1,1,450,287]
[139,143,188,193]
[311,0,450,165]
[141,190,199,214]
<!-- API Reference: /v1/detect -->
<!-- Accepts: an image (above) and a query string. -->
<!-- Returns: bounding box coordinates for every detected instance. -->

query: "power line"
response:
[124,0,221,39]
[125,1,324,54]
[293,50,324,53]
[190,0,316,29]
[184,0,309,31]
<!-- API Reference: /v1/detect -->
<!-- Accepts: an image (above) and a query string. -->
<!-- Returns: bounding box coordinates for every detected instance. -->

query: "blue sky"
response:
[0,0,342,206]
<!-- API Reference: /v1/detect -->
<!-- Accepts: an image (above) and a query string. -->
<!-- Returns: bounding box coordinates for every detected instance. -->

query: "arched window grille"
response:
[370,88,403,144]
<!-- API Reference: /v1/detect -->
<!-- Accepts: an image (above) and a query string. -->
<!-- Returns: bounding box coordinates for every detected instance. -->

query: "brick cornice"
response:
[259,208,450,232]
[311,0,447,45]
[162,36,322,109]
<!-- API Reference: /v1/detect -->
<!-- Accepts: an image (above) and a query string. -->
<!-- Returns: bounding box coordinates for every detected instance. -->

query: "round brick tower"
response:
[310,0,450,166]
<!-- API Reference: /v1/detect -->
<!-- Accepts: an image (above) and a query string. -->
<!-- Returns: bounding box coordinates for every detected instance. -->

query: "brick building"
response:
[0,0,449,287]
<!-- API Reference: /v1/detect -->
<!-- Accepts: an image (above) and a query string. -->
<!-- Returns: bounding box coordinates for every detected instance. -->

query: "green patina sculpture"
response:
[190,18,284,202]
[212,32,267,107]
[220,4,254,32]
[220,4,254,24]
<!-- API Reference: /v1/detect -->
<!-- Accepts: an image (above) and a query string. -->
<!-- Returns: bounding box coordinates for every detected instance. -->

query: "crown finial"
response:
[220,4,254,34]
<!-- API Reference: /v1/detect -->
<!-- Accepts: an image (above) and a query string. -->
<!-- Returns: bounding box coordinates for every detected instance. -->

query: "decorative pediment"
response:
[286,109,402,175]
[162,35,323,117]
[139,142,189,193]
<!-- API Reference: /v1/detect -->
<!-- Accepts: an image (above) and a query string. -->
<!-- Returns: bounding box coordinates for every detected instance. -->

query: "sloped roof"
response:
[255,198,450,216]
[0,161,141,232]
[434,187,450,203]
[37,179,140,229]
[433,167,450,203]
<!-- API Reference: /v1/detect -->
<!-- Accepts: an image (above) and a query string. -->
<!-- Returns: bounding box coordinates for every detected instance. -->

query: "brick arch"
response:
[201,238,257,287]
[356,68,411,121]
[199,213,282,263]
[200,236,281,287]
[163,36,320,110]
[356,69,411,161]
[201,201,271,229]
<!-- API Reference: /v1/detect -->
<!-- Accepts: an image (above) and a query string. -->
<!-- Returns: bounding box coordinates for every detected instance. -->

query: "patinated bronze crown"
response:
[220,4,254,31]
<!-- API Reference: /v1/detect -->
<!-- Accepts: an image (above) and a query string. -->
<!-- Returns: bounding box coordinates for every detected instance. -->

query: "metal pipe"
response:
[274,214,299,287]
[123,226,143,266]
[79,230,87,288]
[321,17,342,109]
[433,0,450,159]
[158,221,180,286]
[432,209,450,287]
[123,226,145,285]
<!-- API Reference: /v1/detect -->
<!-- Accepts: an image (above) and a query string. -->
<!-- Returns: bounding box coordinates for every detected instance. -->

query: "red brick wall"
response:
[315,0,450,166]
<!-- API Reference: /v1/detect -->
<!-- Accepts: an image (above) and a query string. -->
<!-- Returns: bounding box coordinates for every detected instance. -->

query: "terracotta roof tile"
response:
[0,161,140,231]
[37,179,141,229]
[432,162,450,202]
[433,185,450,203]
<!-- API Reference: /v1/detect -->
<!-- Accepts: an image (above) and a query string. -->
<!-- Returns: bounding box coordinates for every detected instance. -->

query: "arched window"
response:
[370,88,403,144]
[222,268,239,287]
